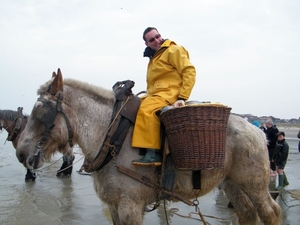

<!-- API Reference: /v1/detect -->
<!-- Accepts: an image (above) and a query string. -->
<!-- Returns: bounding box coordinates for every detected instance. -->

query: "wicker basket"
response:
[160,104,231,170]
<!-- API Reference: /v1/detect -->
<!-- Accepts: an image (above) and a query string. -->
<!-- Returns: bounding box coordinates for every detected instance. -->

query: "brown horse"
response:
[0,107,75,181]
[16,69,281,225]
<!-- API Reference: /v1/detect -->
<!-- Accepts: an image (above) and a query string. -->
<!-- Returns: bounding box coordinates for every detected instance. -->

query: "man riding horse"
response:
[131,27,196,166]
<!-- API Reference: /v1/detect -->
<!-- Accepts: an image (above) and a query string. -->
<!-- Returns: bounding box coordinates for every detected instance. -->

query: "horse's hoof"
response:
[25,177,36,182]
[56,172,71,178]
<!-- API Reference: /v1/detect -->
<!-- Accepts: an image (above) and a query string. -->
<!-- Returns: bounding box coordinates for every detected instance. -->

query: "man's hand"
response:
[173,100,185,107]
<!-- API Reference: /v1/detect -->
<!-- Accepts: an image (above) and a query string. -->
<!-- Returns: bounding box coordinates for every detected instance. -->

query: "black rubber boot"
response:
[138,148,147,156]
[132,149,161,166]
[275,175,284,190]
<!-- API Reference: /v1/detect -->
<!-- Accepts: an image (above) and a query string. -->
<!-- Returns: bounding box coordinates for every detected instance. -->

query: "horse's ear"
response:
[52,71,56,78]
[48,68,63,95]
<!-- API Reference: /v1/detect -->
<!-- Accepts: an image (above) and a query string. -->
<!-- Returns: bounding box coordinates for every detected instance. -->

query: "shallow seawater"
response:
[0,129,300,225]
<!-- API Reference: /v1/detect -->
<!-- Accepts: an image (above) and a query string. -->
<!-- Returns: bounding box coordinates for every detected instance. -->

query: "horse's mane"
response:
[37,78,115,102]
[0,110,28,121]
[0,110,19,121]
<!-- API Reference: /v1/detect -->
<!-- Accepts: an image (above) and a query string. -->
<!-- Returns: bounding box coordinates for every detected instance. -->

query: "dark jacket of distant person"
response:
[297,130,300,153]
[273,138,289,168]
[265,124,279,149]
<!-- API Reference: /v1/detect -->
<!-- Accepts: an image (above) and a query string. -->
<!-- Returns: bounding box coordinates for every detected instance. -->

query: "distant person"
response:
[252,121,260,128]
[272,131,289,190]
[260,123,266,132]
[264,118,279,176]
[297,130,300,153]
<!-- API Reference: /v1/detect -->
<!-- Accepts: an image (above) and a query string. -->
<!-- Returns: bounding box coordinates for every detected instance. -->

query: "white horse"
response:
[16,69,281,225]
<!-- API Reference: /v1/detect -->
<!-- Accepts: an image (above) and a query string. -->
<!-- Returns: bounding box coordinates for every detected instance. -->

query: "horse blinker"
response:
[36,101,57,128]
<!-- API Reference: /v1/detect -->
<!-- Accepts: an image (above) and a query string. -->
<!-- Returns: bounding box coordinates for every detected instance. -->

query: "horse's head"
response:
[0,108,27,146]
[0,109,19,133]
[16,68,74,169]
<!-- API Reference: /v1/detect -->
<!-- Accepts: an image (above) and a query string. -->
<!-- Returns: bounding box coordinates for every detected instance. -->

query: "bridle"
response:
[1,107,25,142]
[27,90,74,169]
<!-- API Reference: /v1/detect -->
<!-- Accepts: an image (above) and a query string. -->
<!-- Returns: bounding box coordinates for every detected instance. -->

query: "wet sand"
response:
[0,128,300,225]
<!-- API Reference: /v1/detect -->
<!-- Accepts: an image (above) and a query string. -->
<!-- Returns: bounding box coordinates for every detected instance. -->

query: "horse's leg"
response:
[56,153,75,177]
[108,197,144,225]
[108,205,120,225]
[244,191,281,225]
[25,169,36,182]
[64,153,75,176]
[56,159,68,177]
[223,178,260,225]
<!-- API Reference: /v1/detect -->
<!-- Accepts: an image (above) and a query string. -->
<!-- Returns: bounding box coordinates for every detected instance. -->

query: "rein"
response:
[2,118,18,143]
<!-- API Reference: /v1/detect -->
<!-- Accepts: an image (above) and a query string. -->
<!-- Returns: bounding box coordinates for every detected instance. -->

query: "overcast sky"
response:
[0,0,299,119]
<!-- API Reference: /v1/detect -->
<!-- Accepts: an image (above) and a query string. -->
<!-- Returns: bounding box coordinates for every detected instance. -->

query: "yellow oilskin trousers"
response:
[132,96,169,149]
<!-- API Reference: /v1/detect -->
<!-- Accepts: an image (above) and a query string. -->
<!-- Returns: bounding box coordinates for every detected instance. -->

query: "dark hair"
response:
[143,27,158,41]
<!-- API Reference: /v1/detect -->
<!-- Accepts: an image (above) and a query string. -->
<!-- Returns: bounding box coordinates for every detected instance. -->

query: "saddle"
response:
[83,80,141,172]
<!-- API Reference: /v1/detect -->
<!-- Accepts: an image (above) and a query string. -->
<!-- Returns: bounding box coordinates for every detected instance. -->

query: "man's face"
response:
[145,29,163,51]
[277,135,284,141]
[266,122,272,128]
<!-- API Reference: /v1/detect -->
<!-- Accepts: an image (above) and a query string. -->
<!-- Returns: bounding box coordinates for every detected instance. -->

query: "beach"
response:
[0,127,299,225]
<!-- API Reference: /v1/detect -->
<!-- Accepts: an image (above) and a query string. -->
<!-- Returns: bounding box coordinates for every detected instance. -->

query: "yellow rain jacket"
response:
[132,40,196,149]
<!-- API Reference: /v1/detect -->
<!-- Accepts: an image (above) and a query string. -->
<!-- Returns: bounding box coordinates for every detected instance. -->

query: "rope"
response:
[57,155,84,173]
[168,207,237,224]
[34,156,63,172]
[163,191,298,224]
[3,117,18,130]
[161,198,236,225]
[196,205,208,225]
[31,154,84,175]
